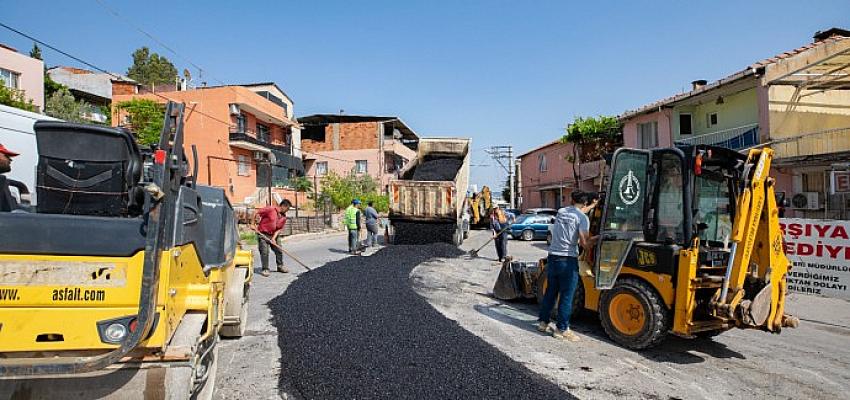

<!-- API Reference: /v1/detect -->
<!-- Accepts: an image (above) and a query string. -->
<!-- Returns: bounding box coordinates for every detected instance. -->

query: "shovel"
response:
[469,225,512,258]
[251,229,314,273]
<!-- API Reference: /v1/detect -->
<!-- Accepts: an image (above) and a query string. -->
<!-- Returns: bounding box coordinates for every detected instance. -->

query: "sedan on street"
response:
[509,214,554,241]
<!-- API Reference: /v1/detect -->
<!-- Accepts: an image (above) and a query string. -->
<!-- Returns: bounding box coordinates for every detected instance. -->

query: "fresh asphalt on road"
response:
[215,231,571,400]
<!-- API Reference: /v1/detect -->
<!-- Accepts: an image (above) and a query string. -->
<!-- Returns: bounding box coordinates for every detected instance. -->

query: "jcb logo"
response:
[637,249,656,267]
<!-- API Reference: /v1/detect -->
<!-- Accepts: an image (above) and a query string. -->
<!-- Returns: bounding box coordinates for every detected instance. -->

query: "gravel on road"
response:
[270,243,573,400]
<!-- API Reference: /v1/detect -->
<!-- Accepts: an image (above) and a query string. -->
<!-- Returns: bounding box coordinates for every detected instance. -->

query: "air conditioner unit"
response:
[253,151,267,161]
[229,104,240,115]
[791,192,820,210]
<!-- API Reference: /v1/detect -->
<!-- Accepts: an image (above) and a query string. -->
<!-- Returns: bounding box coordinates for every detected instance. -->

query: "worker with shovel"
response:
[490,206,509,263]
[253,199,293,276]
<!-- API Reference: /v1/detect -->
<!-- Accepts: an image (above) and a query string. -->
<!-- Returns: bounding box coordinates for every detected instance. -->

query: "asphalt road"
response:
[215,230,850,400]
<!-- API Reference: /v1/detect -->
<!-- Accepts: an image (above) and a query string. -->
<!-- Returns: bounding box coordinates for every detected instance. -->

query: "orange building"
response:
[112,83,304,205]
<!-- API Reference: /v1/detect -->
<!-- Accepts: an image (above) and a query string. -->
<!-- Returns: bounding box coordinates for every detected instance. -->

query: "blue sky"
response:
[3,1,849,191]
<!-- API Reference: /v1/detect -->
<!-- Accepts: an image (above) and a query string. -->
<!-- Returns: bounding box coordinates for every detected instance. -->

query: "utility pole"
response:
[486,146,515,209]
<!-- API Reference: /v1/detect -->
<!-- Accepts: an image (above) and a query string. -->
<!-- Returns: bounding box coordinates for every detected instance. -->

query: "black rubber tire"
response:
[522,229,534,241]
[599,277,671,350]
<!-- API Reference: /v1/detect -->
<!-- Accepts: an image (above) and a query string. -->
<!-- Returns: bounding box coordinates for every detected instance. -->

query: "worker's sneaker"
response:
[277,266,290,273]
[260,269,271,277]
[552,328,580,342]
[536,321,551,333]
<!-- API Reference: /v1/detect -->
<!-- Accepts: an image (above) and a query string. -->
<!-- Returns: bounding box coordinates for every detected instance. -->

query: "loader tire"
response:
[220,267,249,338]
[599,278,670,350]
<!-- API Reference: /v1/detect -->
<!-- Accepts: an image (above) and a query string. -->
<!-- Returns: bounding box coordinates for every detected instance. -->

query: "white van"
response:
[0,104,59,204]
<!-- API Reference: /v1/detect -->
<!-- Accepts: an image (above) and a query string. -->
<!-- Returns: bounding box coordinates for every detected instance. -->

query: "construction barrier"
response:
[781,218,850,300]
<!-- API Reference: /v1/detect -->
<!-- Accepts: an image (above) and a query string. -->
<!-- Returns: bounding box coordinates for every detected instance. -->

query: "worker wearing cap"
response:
[0,143,20,212]
[345,199,363,255]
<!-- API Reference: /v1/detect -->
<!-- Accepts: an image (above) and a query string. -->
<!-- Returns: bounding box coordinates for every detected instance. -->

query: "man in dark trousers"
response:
[363,200,381,248]
[490,206,509,262]
[344,199,363,255]
[537,191,598,342]
[253,199,292,276]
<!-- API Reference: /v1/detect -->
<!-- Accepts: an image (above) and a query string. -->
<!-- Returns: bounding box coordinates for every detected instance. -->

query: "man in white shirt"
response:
[537,191,598,342]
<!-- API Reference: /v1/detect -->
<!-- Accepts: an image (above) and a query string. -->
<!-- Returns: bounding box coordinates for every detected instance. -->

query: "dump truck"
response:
[0,102,253,399]
[500,144,798,349]
[388,138,470,245]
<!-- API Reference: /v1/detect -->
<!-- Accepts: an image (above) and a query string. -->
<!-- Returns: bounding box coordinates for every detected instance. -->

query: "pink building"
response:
[517,140,606,210]
[0,44,44,111]
[298,115,418,193]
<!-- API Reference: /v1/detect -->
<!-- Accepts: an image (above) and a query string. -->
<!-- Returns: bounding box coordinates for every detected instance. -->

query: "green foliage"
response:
[291,176,313,195]
[0,80,36,112]
[318,172,387,212]
[45,87,89,123]
[115,98,165,145]
[126,47,178,87]
[29,43,42,60]
[44,74,67,99]
[563,115,621,144]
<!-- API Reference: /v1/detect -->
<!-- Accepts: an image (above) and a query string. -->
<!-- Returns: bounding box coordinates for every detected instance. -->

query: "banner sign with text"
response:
[780,218,850,300]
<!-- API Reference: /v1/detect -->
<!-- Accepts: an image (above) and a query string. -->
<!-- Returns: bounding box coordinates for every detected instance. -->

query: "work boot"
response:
[536,321,551,333]
[260,269,271,277]
[552,328,580,342]
[277,265,290,273]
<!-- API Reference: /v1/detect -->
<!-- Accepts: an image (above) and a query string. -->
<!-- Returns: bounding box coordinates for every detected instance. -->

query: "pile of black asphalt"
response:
[410,158,463,181]
[270,242,573,400]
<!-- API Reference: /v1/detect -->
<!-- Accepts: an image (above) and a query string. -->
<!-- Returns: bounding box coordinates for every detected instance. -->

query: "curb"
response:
[281,229,346,243]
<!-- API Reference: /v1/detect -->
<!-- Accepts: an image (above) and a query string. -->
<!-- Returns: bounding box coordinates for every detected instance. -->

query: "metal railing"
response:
[676,123,759,149]
[759,126,850,159]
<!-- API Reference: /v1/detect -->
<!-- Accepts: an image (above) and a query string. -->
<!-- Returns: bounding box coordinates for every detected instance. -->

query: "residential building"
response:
[0,43,44,111]
[619,28,850,219]
[298,115,419,192]
[112,83,304,205]
[47,66,135,123]
[517,139,606,210]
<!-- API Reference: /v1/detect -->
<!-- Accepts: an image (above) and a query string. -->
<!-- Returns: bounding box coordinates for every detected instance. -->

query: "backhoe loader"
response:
[0,102,253,399]
[533,145,798,349]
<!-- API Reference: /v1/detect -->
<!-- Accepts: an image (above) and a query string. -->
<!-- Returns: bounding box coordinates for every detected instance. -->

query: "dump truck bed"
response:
[389,138,470,223]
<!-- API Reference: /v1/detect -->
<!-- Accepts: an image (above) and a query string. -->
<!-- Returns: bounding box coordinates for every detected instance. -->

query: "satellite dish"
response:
[183,68,192,81]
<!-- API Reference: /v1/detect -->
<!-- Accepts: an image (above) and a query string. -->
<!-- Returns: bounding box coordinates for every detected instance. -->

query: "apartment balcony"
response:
[229,127,292,155]
[675,123,759,150]
[770,126,850,164]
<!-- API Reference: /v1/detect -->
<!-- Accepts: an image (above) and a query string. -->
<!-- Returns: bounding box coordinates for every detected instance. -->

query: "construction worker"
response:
[490,205,509,262]
[0,143,20,212]
[253,199,293,277]
[363,200,381,248]
[537,191,598,342]
[345,199,363,255]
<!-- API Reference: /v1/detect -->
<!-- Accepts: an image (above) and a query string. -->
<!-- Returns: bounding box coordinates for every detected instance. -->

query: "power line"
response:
[0,21,357,165]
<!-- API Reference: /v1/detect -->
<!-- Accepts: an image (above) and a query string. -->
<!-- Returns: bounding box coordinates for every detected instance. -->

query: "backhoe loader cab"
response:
[539,145,796,349]
[0,102,253,399]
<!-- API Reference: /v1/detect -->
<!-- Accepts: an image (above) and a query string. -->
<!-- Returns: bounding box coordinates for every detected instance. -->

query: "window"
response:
[637,121,658,149]
[679,113,692,135]
[695,173,732,244]
[0,68,20,89]
[316,161,328,176]
[538,153,547,172]
[355,160,368,174]
[237,155,251,176]
[656,154,685,243]
[706,112,718,127]
[256,123,270,143]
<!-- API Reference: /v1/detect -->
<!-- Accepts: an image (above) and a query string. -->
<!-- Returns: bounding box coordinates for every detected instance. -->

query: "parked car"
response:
[523,207,558,216]
[509,213,554,241]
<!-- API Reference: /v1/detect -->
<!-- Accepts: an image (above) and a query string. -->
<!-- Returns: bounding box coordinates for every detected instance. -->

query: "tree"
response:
[45,87,89,123]
[318,172,388,212]
[29,43,42,60]
[126,47,178,88]
[0,81,36,112]
[562,115,622,181]
[115,98,165,145]
[290,175,313,217]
